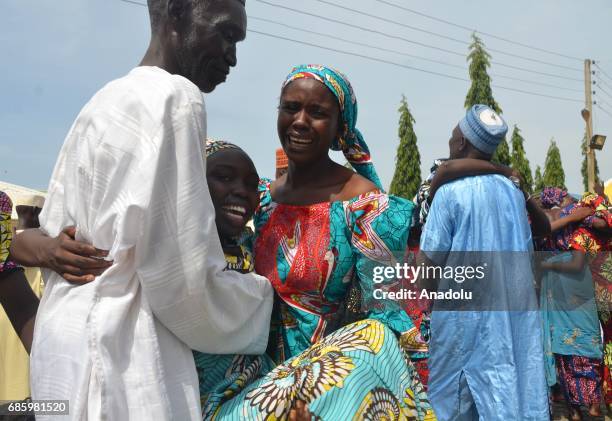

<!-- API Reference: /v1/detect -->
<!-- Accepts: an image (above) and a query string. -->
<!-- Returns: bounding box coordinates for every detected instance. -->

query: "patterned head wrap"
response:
[203,139,256,260]
[204,138,243,158]
[540,187,568,209]
[282,64,383,190]
[0,191,17,272]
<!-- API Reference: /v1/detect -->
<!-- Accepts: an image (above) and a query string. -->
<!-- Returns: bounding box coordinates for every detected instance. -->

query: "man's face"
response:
[448,125,465,159]
[172,0,247,93]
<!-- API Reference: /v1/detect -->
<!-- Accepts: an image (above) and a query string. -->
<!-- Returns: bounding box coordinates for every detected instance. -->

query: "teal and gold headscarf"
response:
[204,138,243,158]
[282,64,383,190]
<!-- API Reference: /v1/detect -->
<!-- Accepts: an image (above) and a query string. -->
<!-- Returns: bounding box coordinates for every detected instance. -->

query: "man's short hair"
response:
[147,0,245,32]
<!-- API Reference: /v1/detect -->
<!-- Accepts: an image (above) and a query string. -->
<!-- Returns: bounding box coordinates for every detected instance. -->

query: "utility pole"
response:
[583,59,596,192]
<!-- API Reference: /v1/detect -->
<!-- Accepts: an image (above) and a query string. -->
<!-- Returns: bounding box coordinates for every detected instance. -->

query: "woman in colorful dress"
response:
[191,139,279,419]
[561,192,612,415]
[538,187,611,420]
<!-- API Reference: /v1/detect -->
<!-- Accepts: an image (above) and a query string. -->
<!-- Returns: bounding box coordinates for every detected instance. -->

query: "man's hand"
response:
[42,226,112,284]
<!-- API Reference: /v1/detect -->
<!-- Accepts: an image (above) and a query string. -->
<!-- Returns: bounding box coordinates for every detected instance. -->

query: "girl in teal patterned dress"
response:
[192,139,278,419]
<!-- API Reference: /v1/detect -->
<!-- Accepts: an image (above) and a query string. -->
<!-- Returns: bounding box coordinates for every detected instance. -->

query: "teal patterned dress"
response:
[253,180,429,363]
[193,181,435,420]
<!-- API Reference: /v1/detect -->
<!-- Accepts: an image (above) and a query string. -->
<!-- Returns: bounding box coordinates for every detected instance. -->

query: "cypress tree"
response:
[389,95,421,199]
[465,33,501,113]
[510,125,533,194]
[580,132,600,192]
[464,33,509,165]
[534,165,544,192]
[491,138,511,166]
[543,139,566,189]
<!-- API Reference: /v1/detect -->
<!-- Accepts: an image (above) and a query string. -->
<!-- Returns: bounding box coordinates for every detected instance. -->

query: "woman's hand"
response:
[549,207,593,234]
[43,226,112,284]
[568,206,595,223]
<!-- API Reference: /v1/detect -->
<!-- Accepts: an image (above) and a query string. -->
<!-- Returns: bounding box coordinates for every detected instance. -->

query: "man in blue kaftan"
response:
[420,105,549,420]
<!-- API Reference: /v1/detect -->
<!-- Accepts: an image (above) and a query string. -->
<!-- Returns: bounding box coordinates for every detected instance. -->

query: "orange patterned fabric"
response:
[275,148,288,169]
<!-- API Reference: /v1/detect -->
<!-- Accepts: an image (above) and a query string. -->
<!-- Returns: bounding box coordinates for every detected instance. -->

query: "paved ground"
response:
[551,402,610,421]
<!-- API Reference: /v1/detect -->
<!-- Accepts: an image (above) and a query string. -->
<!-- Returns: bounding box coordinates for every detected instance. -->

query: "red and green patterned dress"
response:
[242,179,433,419]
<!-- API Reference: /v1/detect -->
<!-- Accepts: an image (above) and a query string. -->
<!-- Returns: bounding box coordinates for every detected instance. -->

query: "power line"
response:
[249,29,468,82]
[371,0,584,62]
[594,63,612,83]
[118,0,146,6]
[595,104,612,119]
[312,0,470,47]
[595,84,612,101]
[251,16,582,93]
[253,0,465,58]
[489,61,581,82]
[249,29,582,103]
[594,97,612,110]
[254,0,583,83]
[492,74,582,93]
[595,76,612,91]
[117,0,584,102]
[250,16,466,70]
[312,0,582,72]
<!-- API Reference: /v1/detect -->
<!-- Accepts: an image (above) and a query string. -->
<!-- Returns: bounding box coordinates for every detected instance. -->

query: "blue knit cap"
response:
[458,105,508,155]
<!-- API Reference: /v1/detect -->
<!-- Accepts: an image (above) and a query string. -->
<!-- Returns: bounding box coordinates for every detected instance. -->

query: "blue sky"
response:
[2,0,611,193]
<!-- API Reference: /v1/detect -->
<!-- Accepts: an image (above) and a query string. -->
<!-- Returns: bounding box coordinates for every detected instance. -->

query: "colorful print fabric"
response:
[0,191,17,272]
[593,252,612,404]
[254,179,423,362]
[213,319,435,420]
[554,354,602,405]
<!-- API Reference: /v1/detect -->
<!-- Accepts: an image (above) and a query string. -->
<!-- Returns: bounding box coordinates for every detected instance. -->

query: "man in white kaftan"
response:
[29,1,273,420]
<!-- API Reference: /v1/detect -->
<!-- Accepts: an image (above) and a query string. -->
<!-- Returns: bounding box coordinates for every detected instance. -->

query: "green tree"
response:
[543,139,566,189]
[491,139,511,166]
[509,125,533,193]
[580,132,600,192]
[534,165,544,192]
[389,95,421,199]
[464,32,509,165]
[465,33,501,113]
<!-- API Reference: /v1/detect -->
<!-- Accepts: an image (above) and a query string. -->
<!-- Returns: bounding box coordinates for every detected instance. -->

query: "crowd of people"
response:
[0,0,610,420]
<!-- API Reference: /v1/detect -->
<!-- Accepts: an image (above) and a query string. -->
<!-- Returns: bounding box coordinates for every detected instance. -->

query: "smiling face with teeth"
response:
[206,148,260,240]
[277,78,342,166]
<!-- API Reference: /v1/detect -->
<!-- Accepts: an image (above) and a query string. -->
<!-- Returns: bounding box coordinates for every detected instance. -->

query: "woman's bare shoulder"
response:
[333,172,379,201]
